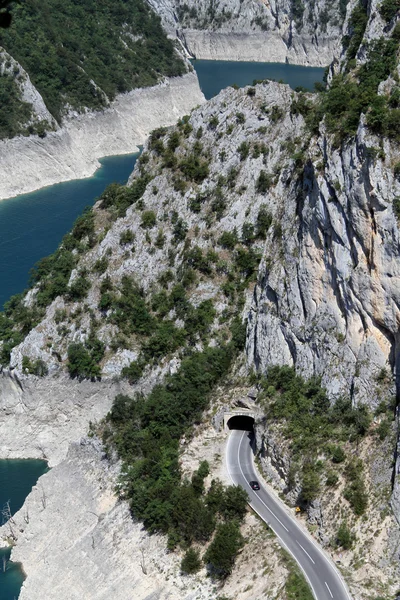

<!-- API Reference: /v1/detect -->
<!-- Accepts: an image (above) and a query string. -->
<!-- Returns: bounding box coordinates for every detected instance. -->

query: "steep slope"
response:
[150,0,347,65]
[1,0,400,596]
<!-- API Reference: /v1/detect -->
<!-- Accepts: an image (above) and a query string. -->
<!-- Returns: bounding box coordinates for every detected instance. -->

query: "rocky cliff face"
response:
[151,0,346,65]
[246,117,400,408]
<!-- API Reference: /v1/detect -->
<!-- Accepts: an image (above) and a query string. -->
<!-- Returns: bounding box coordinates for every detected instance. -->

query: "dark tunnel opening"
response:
[227,415,255,431]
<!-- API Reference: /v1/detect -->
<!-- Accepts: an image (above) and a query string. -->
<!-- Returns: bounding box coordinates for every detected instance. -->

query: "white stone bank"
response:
[0,72,205,201]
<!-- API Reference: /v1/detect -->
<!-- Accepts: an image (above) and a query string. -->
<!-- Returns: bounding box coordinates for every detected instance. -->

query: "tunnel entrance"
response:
[227,415,255,431]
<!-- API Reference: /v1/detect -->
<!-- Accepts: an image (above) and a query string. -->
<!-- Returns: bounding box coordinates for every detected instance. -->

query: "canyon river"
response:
[192,60,325,99]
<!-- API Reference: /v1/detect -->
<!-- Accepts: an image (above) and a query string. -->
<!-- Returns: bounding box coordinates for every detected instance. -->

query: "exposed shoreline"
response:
[179,31,339,67]
[0,72,205,201]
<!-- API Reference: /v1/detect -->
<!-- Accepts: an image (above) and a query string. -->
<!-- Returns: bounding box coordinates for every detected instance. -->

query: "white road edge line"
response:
[235,432,290,533]
[296,540,316,564]
[325,582,334,598]
[226,432,319,600]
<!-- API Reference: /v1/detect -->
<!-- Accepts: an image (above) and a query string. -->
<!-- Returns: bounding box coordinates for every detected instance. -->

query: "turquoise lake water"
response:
[0,460,48,599]
[0,153,138,308]
[192,59,325,100]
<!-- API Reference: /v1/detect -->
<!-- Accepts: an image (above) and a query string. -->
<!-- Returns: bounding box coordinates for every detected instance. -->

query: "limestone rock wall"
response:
[246,118,400,408]
[0,72,205,200]
[150,0,345,65]
[0,369,131,466]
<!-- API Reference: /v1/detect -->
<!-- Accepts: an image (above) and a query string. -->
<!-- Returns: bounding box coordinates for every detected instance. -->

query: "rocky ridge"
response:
[151,0,346,65]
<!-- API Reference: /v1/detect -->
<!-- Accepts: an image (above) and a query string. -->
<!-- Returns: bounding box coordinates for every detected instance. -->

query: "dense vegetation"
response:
[0,0,185,125]
[256,366,396,518]
[0,72,33,139]
[379,0,400,23]
[104,334,248,577]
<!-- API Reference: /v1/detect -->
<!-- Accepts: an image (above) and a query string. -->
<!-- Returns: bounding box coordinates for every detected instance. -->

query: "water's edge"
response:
[0,72,204,201]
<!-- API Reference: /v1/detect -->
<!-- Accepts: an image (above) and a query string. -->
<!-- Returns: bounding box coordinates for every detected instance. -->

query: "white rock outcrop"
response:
[0,72,204,200]
[0,370,128,467]
[151,0,345,65]
[0,438,214,600]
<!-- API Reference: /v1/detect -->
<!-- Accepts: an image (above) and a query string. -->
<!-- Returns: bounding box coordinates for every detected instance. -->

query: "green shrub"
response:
[325,471,339,487]
[93,257,109,273]
[22,355,49,377]
[120,230,135,245]
[270,105,284,122]
[179,153,210,183]
[331,445,346,463]
[110,276,155,336]
[167,130,181,152]
[218,231,238,250]
[393,197,400,220]
[336,522,354,549]
[173,177,186,194]
[237,141,250,161]
[71,208,95,241]
[290,0,305,28]
[67,337,104,381]
[379,0,400,22]
[241,222,255,245]
[152,229,164,249]
[301,465,320,503]
[285,566,313,600]
[234,247,261,279]
[0,72,33,139]
[236,112,245,124]
[140,210,157,229]
[377,417,392,440]
[181,548,202,574]
[209,115,219,129]
[343,459,368,515]
[121,358,145,383]
[67,274,91,301]
[173,218,188,244]
[345,1,368,62]
[256,205,272,237]
[100,176,151,218]
[256,171,273,193]
[203,521,244,579]
[191,460,210,496]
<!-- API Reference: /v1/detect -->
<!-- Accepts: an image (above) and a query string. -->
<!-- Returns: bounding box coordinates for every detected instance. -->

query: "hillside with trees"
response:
[0,0,186,138]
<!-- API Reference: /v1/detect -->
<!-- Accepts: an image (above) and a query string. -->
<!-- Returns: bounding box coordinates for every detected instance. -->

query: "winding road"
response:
[226,430,351,600]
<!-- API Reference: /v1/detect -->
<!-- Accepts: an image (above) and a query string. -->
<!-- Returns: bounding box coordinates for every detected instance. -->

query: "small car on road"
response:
[249,480,260,490]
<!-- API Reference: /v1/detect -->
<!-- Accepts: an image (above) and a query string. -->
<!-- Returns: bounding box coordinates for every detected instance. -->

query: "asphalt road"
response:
[226,430,351,600]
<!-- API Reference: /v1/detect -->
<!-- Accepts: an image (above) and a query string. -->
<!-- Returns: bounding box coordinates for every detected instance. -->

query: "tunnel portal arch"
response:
[225,413,255,431]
